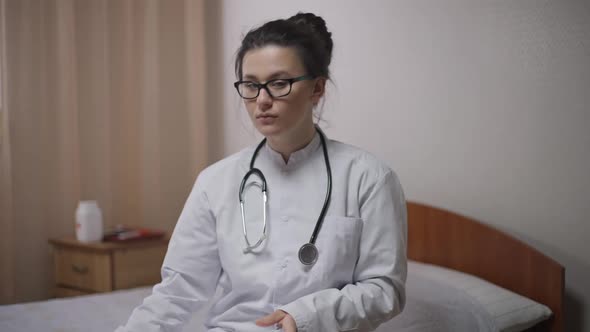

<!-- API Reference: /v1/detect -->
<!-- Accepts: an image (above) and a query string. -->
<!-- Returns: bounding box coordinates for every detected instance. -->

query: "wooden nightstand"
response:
[48,236,169,298]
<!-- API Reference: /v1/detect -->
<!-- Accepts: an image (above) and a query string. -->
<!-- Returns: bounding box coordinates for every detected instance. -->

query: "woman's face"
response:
[241,45,324,141]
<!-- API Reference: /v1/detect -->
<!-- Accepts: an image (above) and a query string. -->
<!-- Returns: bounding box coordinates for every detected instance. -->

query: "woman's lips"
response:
[256,114,277,125]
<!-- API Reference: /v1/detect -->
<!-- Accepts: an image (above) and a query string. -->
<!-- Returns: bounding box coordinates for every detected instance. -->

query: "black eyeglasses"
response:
[234,75,315,99]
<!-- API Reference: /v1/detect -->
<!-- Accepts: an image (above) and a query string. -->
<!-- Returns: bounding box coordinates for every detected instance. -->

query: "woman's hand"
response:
[255,310,297,331]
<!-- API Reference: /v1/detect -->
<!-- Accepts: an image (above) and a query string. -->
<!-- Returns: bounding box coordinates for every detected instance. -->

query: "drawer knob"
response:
[71,264,89,274]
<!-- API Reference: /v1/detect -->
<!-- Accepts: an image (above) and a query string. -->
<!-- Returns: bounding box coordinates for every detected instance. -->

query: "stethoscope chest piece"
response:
[298,243,319,265]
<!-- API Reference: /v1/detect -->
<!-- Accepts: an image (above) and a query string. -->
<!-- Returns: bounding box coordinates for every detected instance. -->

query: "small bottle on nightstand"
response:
[75,200,104,242]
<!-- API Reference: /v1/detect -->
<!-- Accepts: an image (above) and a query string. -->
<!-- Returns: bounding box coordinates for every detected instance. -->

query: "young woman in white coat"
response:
[117,12,407,332]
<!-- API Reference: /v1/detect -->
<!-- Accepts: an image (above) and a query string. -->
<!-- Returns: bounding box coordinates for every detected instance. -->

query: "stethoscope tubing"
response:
[240,126,332,264]
[308,128,332,245]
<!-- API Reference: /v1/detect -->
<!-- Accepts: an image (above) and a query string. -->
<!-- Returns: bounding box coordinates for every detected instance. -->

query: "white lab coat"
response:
[116,132,407,331]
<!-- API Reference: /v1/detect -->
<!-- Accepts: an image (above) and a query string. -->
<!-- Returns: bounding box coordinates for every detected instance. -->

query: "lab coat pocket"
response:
[314,216,363,287]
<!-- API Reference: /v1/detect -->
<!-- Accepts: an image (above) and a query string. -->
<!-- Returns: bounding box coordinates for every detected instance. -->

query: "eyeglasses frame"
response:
[233,75,315,99]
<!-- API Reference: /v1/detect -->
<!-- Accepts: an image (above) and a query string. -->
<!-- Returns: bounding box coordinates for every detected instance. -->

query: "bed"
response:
[0,201,564,332]
[405,201,564,332]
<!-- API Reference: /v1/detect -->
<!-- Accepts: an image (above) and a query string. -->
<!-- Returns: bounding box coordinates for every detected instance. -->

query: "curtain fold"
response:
[0,0,208,304]
[0,0,14,304]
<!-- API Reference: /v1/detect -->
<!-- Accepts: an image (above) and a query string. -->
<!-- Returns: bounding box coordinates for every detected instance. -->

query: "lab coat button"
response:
[281,216,289,222]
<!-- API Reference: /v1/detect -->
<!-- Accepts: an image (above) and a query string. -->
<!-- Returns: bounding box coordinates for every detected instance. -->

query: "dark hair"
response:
[235,13,333,81]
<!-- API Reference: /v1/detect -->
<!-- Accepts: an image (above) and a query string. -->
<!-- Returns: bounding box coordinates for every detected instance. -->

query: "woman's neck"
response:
[267,125,316,163]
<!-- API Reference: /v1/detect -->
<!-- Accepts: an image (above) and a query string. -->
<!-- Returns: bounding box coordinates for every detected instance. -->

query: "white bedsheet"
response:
[0,262,498,332]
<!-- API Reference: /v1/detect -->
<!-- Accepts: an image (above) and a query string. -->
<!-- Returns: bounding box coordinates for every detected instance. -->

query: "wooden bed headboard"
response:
[406,201,564,332]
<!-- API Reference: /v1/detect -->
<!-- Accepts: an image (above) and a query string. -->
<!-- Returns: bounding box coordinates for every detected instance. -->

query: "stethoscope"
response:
[239,126,332,266]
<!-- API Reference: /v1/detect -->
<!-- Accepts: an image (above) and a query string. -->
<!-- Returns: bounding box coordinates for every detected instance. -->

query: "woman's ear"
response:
[311,78,327,105]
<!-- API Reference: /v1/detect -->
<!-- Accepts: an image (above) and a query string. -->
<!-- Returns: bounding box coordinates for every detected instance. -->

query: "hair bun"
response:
[288,12,333,59]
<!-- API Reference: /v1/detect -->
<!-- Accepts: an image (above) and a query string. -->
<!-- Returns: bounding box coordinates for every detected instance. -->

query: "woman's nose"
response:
[256,87,273,108]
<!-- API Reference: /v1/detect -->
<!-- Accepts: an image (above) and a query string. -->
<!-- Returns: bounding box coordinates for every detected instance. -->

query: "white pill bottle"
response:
[75,200,104,242]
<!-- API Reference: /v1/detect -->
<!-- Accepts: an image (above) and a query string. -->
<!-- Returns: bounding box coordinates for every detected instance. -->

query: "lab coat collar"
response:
[263,130,322,170]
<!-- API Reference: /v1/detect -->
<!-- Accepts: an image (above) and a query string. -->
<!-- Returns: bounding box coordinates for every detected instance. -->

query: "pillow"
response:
[408,260,552,332]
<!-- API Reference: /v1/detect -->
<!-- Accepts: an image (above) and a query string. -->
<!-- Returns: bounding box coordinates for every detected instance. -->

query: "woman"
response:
[117,12,407,332]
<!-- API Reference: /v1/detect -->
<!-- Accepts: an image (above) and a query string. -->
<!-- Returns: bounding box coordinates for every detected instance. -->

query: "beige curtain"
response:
[0,0,209,304]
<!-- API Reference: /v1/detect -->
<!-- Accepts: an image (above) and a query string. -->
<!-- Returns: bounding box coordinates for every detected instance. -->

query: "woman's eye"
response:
[269,80,288,89]
[244,82,258,90]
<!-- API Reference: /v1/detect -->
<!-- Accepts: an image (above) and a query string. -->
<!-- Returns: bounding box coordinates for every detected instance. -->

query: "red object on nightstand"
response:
[103,226,165,242]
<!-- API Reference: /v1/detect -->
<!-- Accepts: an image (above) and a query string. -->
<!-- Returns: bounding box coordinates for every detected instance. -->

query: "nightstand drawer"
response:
[49,236,169,298]
[54,247,112,292]
[113,246,166,289]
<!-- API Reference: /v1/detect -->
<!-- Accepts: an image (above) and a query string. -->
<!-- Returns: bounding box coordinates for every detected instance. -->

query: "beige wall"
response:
[215,1,590,331]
